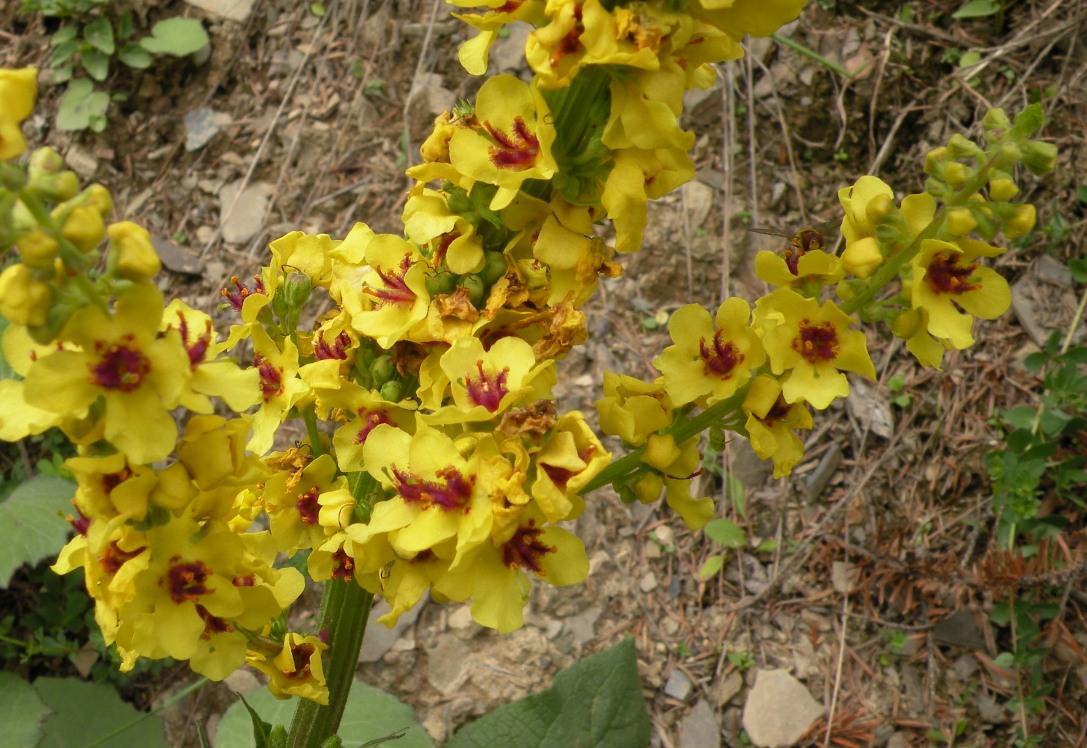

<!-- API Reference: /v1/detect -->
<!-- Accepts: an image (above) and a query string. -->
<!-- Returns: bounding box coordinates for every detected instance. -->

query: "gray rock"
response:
[679,699,720,748]
[741,669,823,747]
[184,108,230,151]
[664,667,695,702]
[185,0,255,22]
[218,179,274,245]
[358,594,426,663]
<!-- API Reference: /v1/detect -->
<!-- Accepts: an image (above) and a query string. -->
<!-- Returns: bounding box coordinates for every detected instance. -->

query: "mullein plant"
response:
[0,0,1055,741]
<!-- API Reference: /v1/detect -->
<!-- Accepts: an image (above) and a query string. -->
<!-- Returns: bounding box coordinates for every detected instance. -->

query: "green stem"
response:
[286,473,379,748]
[285,579,374,748]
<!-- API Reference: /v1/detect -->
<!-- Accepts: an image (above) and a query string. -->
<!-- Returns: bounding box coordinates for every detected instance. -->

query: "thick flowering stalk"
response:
[0,0,1057,743]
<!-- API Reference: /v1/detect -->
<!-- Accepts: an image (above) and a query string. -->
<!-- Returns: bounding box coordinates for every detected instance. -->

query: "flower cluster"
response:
[0,0,1053,720]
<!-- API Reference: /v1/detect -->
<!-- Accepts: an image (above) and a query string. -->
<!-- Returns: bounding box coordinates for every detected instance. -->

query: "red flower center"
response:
[465,360,510,412]
[485,118,540,171]
[502,521,555,575]
[365,254,417,306]
[391,464,473,511]
[926,251,979,296]
[699,330,741,378]
[91,338,150,392]
[794,319,839,363]
[254,354,284,401]
[297,487,321,525]
[166,557,213,604]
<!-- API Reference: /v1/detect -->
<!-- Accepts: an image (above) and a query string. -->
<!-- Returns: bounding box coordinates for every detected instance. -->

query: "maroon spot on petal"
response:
[196,604,233,639]
[465,360,510,412]
[926,251,979,296]
[254,354,284,401]
[391,464,473,511]
[699,330,742,379]
[166,557,213,604]
[91,337,150,392]
[793,319,839,364]
[297,487,320,525]
[485,117,541,171]
[501,521,554,575]
[354,409,393,445]
[221,275,265,312]
[364,254,417,306]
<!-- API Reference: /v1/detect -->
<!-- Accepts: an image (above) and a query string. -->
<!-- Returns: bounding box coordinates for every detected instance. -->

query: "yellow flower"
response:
[448,75,558,210]
[909,238,1010,349]
[0,68,38,160]
[653,299,766,407]
[247,325,312,456]
[756,288,875,410]
[530,411,610,522]
[261,451,354,552]
[247,633,329,704]
[596,371,673,446]
[838,175,894,243]
[891,306,947,370]
[22,284,190,463]
[450,0,546,75]
[601,146,693,253]
[433,507,589,633]
[339,233,432,349]
[742,374,813,478]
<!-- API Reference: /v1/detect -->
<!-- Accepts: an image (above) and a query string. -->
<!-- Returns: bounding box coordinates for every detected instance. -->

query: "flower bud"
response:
[947,134,981,159]
[982,108,1012,136]
[1021,141,1057,176]
[864,193,895,227]
[379,380,403,402]
[283,271,313,311]
[369,354,395,386]
[60,205,106,253]
[28,147,64,177]
[633,471,664,504]
[106,221,160,281]
[1003,204,1036,239]
[15,230,59,269]
[994,141,1022,169]
[988,176,1019,202]
[30,171,80,202]
[942,161,968,188]
[841,237,883,279]
[945,207,977,237]
[642,433,681,472]
[0,263,51,327]
[924,147,949,175]
[82,184,113,218]
[480,250,508,285]
[424,270,457,297]
[457,273,486,308]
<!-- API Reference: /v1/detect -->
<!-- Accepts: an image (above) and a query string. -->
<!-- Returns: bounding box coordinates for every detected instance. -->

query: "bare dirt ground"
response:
[5,0,1087,745]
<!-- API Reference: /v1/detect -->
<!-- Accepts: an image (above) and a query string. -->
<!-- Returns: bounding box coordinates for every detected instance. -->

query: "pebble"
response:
[741,669,823,747]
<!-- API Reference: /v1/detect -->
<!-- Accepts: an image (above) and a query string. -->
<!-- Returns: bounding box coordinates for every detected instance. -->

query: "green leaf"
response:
[81,48,110,81]
[958,50,981,68]
[1068,258,1087,284]
[310,2,326,16]
[32,677,170,748]
[139,18,209,56]
[216,681,433,748]
[56,78,110,131]
[952,0,1001,19]
[447,639,650,748]
[0,475,76,587]
[51,39,81,65]
[83,16,114,54]
[51,25,79,45]
[118,42,152,69]
[703,518,746,549]
[697,554,724,580]
[1077,185,1087,204]
[0,672,50,748]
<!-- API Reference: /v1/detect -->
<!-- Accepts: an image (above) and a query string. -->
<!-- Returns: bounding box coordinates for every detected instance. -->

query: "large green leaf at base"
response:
[0,672,50,748]
[33,676,170,748]
[216,679,434,748]
[0,475,76,587]
[447,638,650,748]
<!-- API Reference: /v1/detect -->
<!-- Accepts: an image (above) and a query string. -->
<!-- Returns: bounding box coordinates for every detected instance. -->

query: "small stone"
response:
[218,179,274,245]
[185,0,255,22]
[490,22,533,72]
[664,667,695,702]
[830,561,853,595]
[64,145,97,179]
[639,571,658,593]
[678,699,720,748]
[741,669,823,748]
[563,604,602,648]
[447,604,476,631]
[184,108,230,151]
